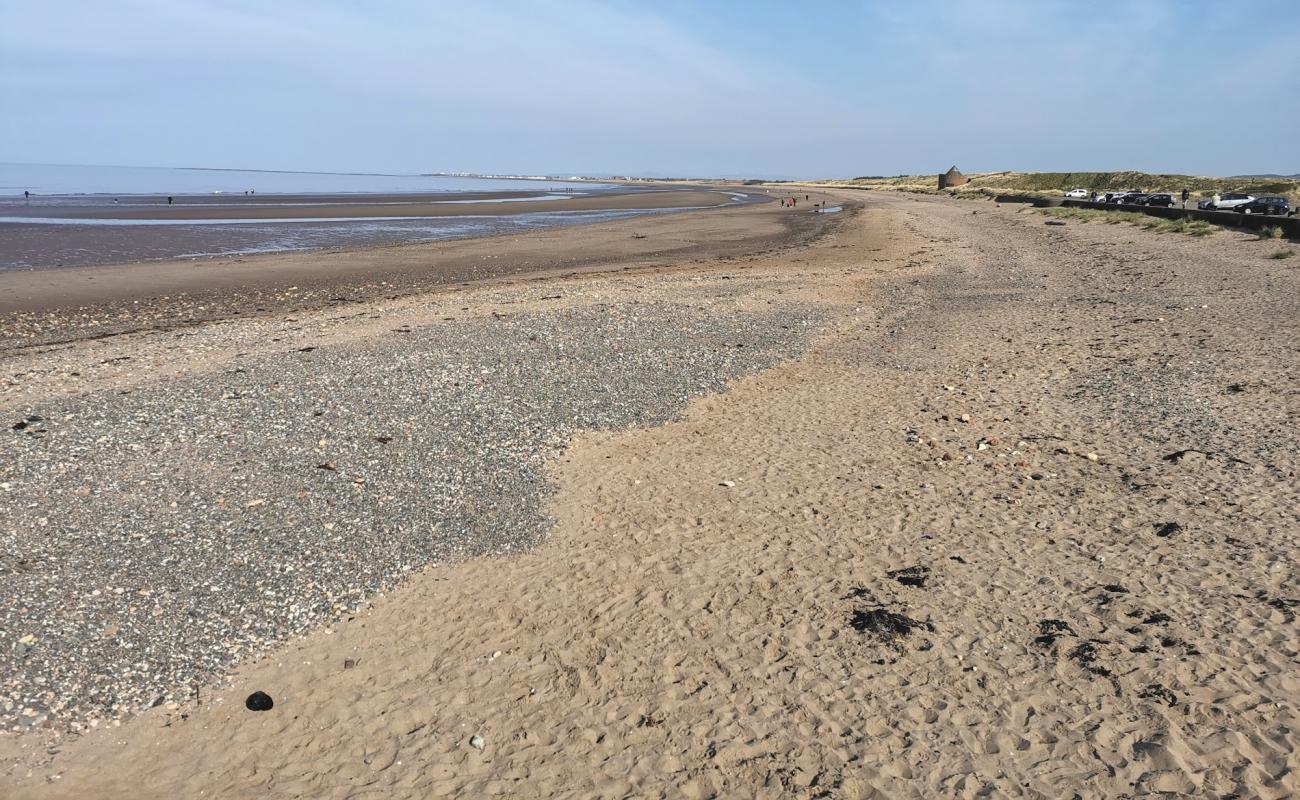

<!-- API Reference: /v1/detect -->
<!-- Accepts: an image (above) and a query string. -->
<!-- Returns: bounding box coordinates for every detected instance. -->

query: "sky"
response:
[2,0,1298,179]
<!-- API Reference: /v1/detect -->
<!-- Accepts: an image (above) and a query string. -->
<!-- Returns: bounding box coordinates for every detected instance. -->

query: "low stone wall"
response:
[1061,199,1300,237]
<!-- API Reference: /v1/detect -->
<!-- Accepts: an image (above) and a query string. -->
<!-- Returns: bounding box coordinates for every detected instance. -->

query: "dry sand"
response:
[3,192,1298,798]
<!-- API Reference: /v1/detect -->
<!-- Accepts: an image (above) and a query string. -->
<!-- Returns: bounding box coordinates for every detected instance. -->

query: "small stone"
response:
[1085,452,1099,461]
[245,691,274,711]
[469,734,485,751]
[958,414,971,423]
[245,499,266,508]
[719,480,736,488]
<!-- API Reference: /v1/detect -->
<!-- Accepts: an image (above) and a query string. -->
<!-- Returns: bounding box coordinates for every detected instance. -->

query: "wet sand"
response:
[4,188,736,221]
[0,189,829,353]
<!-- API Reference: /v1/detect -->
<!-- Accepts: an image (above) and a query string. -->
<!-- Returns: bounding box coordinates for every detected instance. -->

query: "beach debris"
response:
[1259,594,1298,623]
[316,463,337,471]
[631,233,647,239]
[1159,636,1201,656]
[469,734,485,751]
[1033,619,1076,648]
[297,346,316,353]
[886,565,930,588]
[343,658,357,670]
[1045,219,1067,226]
[245,498,267,508]
[719,480,736,488]
[373,435,393,444]
[1067,641,1113,678]
[1153,522,1182,538]
[245,691,274,711]
[1138,683,1178,707]
[849,604,934,645]
[1161,448,1250,466]
[1101,584,1129,594]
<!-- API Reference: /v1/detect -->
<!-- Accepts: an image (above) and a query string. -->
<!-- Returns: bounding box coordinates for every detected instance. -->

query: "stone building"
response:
[939,166,969,189]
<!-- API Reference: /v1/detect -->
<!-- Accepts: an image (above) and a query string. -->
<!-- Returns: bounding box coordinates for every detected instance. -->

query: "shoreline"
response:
[0,190,841,353]
[1,188,736,222]
[0,186,755,274]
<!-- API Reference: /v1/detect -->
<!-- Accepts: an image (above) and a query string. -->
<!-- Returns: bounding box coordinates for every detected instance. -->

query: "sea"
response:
[0,164,695,271]
[0,163,598,197]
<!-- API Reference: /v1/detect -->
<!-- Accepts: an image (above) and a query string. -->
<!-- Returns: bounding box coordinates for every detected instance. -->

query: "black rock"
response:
[1154,522,1182,538]
[245,691,274,711]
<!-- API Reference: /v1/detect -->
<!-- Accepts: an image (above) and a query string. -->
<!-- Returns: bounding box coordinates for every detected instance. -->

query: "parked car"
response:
[1145,194,1175,207]
[1064,188,1088,198]
[1237,196,1290,215]
[1209,192,1255,210]
[1125,193,1152,205]
[1197,198,1216,210]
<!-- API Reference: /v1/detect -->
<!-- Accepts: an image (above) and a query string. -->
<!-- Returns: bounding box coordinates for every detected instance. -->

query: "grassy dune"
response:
[802,171,1300,200]
[1038,206,1218,236]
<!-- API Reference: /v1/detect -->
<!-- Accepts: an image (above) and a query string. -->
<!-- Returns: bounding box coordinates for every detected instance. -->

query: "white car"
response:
[1064,188,1088,198]
[1209,193,1254,210]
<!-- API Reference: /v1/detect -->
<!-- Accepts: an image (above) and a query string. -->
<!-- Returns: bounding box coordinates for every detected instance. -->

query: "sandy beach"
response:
[2,191,1298,798]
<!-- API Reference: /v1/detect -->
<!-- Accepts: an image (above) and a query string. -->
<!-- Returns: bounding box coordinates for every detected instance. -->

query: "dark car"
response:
[1123,193,1151,205]
[1145,193,1175,207]
[1238,196,1291,215]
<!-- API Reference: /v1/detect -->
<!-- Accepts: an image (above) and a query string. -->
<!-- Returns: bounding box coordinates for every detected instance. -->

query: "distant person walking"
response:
[1211,192,1220,209]
[1181,188,1190,209]
[167,196,174,205]
[24,190,30,201]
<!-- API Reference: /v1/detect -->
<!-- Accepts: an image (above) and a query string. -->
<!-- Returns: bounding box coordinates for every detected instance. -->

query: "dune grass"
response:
[1257,226,1285,240]
[1270,249,1295,259]
[800,171,1300,201]
[1039,207,1217,237]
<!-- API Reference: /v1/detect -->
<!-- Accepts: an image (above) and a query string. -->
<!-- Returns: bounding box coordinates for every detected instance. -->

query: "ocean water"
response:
[0,163,602,197]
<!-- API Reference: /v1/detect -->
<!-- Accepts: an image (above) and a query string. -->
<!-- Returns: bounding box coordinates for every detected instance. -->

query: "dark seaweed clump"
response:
[1033,619,1076,647]
[849,606,934,644]
[886,565,931,588]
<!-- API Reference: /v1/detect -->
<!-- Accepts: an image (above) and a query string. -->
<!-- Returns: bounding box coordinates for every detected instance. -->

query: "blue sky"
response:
[2,0,1297,178]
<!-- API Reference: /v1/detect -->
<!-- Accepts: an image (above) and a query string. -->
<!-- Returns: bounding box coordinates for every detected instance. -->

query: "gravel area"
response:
[0,299,823,732]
